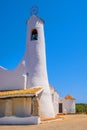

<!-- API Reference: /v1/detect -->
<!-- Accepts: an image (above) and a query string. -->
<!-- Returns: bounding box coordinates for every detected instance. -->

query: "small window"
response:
[31,29,38,40]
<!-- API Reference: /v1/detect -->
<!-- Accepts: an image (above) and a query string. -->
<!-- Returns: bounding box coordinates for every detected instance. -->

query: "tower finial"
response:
[30,6,39,16]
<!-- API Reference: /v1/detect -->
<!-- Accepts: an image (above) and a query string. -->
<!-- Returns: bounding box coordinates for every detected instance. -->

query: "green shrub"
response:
[76,104,87,114]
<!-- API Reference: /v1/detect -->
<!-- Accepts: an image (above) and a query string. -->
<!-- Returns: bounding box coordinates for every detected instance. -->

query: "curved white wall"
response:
[24,15,55,118]
[25,16,48,88]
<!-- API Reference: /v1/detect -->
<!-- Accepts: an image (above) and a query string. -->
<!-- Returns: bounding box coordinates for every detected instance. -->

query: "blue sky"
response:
[0,0,87,103]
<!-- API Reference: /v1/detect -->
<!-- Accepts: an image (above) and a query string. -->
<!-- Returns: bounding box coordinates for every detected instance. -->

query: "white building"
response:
[50,86,76,114]
[0,9,76,125]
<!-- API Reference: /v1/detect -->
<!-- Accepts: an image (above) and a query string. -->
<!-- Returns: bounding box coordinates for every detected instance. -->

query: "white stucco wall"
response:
[53,91,59,115]
[58,98,76,114]
[0,65,24,90]
[50,86,59,115]
[25,16,50,88]
[64,99,76,113]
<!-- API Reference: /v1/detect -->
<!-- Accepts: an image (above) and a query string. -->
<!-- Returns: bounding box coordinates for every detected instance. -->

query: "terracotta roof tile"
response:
[65,95,75,100]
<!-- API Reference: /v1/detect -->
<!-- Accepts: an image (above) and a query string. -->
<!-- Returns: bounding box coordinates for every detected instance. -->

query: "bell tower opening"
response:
[31,29,38,40]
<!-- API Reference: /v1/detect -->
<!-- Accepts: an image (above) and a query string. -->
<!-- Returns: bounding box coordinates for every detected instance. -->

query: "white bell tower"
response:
[24,7,55,118]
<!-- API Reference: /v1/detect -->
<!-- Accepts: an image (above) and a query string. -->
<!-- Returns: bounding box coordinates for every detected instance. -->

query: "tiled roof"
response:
[0,87,43,98]
[65,95,75,100]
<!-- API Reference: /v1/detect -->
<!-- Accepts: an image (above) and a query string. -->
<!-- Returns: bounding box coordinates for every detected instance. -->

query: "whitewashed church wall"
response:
[50,88,59,115]
[25,16,49,88]
[50,86,55,95]
[64,100,76,113]
[0,65,24,90]
[54,91,59,114]
[53,103,58,115]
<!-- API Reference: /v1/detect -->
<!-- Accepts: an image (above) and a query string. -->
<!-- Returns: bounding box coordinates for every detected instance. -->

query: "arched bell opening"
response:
[31,29,38,40]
